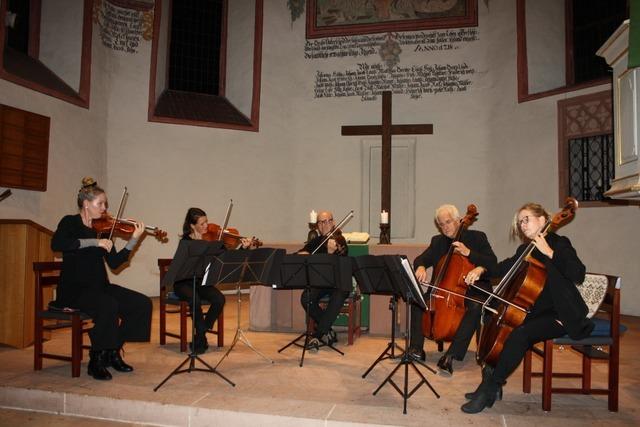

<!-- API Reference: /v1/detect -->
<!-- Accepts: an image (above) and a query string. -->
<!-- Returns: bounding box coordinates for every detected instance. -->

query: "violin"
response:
[476,198,578,367]
[92,214,168,242]
[310,210,354,255]
[202,222,262,249]
[422,204,479,342]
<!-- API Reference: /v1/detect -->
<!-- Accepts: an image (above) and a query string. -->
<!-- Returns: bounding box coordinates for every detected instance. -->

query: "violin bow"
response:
[311,210,354,255]
[219,199,233,240]
[108,186,128,241]
[419,281,498,315]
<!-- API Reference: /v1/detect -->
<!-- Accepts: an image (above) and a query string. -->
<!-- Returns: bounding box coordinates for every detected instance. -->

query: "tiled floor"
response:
[0,296,638,426]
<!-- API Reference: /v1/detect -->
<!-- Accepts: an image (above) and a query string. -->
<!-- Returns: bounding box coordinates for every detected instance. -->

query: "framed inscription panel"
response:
[306,0,478,39]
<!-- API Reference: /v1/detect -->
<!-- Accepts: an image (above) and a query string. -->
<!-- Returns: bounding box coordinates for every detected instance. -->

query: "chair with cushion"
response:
[33,261,92,377]
[158,258,224,352]
[522,273,622,411]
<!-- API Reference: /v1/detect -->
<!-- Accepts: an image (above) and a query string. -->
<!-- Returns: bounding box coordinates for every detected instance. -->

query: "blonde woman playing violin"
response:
[51,177,152,381]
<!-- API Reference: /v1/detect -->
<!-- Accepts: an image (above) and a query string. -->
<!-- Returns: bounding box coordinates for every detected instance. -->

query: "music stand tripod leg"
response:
[363,295,402,378]
[215,279,274,370]
[370,293,439,413]
[155,268,235,391]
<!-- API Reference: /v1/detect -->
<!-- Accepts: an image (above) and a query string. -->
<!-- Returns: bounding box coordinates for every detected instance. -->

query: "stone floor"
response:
[0,296,638,426]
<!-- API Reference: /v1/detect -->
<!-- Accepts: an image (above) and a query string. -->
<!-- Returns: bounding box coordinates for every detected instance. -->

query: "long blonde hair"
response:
[510,203,550,242]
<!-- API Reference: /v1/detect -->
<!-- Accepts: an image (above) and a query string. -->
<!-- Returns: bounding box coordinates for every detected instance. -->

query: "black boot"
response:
[437,354,454,375]
[107,348,133,372]
[465,365,503,400]
[190,334,208,354]
[461,376,500,414]
[88,350,112,380]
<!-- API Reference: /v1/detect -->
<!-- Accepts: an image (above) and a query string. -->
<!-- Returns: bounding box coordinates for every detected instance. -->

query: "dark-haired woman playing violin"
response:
[462,202,593,414]
[51,177,152,381]
[172,207,254,354]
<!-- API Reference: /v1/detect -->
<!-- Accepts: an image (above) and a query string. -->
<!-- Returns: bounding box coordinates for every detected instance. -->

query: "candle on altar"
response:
[380,210,389,224]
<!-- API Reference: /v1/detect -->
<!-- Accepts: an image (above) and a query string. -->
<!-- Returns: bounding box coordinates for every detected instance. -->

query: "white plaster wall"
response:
[39,0,83,92]
[1,0,638,316]
[526,0,565,94]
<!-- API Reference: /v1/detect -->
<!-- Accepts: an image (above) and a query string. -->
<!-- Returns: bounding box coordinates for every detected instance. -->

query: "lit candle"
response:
[309,210,317,223]
[380,210,389,224]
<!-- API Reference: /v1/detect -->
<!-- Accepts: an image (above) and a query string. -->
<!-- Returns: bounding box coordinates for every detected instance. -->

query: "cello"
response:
[421,205,480,342]
[476,198,578,366]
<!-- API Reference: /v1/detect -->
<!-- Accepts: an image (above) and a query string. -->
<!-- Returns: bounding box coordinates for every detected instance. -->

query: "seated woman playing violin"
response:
[51,177,152,381]
[298,210,349,351]
[171,207,256,354]
[409,204,497,374]
[462,202,593,414]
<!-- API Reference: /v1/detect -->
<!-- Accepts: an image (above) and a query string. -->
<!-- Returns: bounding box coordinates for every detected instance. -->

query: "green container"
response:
[333,244,369,329]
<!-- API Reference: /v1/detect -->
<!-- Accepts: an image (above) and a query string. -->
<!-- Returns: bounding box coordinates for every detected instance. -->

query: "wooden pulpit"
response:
[0,219,56,348]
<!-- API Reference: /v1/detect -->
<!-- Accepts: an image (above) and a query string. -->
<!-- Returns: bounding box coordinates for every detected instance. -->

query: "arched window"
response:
[148,0,263,130]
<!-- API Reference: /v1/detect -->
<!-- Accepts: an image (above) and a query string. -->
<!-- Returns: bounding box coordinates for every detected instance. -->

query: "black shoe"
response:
[305,337,320,352]
[190,335,209,354]
[327,329,338,345]
[88,350,112,381]
[461,381,499,414]
[407,347,426,361]
[107,348,133,372]
[437,354,454,375]
[465,366,503,400]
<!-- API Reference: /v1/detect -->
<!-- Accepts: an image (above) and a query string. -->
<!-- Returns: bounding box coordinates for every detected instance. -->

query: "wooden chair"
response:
[158,258,224,352]
[310,292,362,345]
[522,273,622,411]
[33,261,92,377]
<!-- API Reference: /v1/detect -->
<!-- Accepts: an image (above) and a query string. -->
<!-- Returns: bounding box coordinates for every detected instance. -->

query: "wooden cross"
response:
[341,91,433,239]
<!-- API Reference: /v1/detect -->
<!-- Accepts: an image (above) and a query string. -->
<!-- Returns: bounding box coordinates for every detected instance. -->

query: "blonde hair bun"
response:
[81,176,97,188]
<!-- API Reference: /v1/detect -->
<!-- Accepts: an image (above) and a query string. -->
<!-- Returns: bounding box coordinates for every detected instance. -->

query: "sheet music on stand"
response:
[353,254,439,413]
[399,257,426,309]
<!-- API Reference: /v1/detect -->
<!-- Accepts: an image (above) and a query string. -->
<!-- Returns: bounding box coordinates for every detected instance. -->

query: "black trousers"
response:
[73,284,152,351]
[300,288,350,337]
[173,281,225,339]
[409,287,484,360]
[491,314,566,384]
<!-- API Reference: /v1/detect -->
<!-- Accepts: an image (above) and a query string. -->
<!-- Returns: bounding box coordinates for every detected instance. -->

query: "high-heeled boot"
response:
[88,350,112,380]
[464,365,503,401]
[461,377,500,414]
[107,348,133,372]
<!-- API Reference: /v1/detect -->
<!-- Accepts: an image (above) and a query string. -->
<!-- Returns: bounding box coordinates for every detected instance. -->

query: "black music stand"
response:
[276,254,352,367]
[154,240,235,391]
[208,247,285,369]
[352,255,404,378]
[358,255,439,414]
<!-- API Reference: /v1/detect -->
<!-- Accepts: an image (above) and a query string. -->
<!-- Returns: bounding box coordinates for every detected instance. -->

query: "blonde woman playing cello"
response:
[462,202,593,414]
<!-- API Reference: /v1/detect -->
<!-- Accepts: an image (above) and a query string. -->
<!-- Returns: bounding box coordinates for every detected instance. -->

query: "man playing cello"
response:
[409,204,497,375]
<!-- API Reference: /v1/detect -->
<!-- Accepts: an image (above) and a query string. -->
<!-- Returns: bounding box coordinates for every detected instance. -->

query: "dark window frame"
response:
[556,90,638,208]
[517,0,612,103]
[0,0,93,108]
[148,0,263,131]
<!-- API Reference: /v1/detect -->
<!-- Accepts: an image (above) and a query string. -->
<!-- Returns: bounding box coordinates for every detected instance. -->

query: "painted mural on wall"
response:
[307,30,478,101]
[306,0,477,38]
[93,0,154,54]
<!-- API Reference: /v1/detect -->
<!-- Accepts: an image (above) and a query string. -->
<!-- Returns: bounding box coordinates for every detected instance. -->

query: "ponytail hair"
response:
[182,207,207,237]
